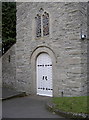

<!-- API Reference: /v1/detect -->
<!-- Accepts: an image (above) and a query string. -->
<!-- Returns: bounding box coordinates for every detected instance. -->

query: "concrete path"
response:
[2,95,69,119]
[2,87,68,119]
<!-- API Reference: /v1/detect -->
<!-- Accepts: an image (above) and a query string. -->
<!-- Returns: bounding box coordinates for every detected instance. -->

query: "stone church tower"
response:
[3,2,88,97]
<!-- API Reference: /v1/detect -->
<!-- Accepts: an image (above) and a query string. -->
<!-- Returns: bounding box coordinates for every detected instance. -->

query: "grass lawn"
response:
[51,96,89,114]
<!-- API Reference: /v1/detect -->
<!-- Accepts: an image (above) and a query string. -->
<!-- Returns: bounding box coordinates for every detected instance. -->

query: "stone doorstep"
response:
[46,100,89,119]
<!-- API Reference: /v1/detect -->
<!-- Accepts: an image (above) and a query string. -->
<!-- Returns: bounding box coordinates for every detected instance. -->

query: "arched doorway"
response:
[36,53,53,97]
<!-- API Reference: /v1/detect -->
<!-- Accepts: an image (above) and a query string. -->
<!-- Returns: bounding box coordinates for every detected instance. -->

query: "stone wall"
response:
[16,2,88,97]
[0,57,2,88]
[0,57,2,101]
[79,2,87,96]
[87,2,89,96]
[2,44,16,89]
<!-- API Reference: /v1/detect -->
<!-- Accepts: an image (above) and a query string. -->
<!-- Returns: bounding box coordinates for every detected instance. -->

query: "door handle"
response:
[42,76,48,81]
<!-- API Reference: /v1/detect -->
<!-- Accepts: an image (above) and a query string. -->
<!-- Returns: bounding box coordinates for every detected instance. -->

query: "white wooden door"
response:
[36,53,53,97]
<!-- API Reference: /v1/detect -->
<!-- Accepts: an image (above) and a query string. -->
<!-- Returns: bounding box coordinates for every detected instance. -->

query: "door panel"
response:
[36,53,53,97]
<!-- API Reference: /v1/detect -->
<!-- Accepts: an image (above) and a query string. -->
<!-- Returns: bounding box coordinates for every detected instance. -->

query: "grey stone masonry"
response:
[2,2,88,97]
[16,2,88,97]
[0,57,2,88]
[2,44,16,89]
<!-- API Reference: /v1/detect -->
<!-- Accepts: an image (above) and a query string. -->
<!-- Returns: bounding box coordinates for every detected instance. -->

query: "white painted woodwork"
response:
[36,53,53,97]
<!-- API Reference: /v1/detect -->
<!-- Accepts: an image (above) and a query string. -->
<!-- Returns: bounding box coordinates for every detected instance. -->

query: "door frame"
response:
[30,46,57,96]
